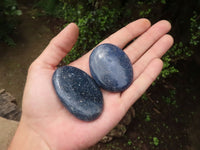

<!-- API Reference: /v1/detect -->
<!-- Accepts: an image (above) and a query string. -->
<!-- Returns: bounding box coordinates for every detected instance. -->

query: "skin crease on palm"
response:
[9,18,173,150]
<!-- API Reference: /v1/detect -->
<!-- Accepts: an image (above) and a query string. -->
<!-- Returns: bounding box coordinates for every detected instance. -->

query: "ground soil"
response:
[0,5,200,150]
[0,6,54,106]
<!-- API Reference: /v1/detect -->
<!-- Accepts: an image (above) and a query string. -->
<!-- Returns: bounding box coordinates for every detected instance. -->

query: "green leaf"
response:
[15,10,22,16]
[161,0,166,4]
[153,137,159,146]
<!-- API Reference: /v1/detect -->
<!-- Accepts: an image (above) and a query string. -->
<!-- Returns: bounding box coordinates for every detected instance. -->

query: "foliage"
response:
[34,0,57,16]
[127,139,132,146]
[35,0,200,78]
[145,113,151,122]
[0,0,22,46]
[153,137,159,146]
[190,11,200,46]
[135,1,200,79]
[35,0,121,63]
[161,10,199,78]
[64,5,120,64]
[161,54,179,78]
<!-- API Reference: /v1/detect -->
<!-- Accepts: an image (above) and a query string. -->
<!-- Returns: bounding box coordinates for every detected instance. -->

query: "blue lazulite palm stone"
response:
[52,66,103,121]
[89,43,133,92]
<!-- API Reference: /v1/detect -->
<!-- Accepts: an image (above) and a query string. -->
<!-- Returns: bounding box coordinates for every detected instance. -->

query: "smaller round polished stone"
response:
[89,43,133,92]
[52,66,103,121]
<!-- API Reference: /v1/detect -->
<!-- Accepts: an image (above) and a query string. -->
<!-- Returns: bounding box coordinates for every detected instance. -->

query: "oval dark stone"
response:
[52,66,103,121]
[89,43,133,92]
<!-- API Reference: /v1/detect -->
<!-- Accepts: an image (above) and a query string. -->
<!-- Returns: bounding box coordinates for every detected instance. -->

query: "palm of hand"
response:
[21,19,173,150]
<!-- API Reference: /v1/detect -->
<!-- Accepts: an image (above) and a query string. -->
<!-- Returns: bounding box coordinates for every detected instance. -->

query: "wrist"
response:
[8,118,50,150]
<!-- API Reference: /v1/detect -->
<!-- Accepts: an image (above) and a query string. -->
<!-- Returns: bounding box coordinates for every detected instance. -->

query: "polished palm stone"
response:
[52,66,103,121]
[89,43,133,92]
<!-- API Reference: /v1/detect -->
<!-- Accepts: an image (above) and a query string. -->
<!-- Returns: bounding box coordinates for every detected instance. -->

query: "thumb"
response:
[36,23,79,68]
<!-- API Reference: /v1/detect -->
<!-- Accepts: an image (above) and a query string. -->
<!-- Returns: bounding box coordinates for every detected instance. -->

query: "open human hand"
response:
[9,19,173,150]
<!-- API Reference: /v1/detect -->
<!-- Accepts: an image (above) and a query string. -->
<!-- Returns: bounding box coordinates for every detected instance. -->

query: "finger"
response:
[124,20,171,64]
[36,23,79,68]
[100,18,151,48]
[121,58,163,111]
[70,19,151,72]
[133,34,173,80]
